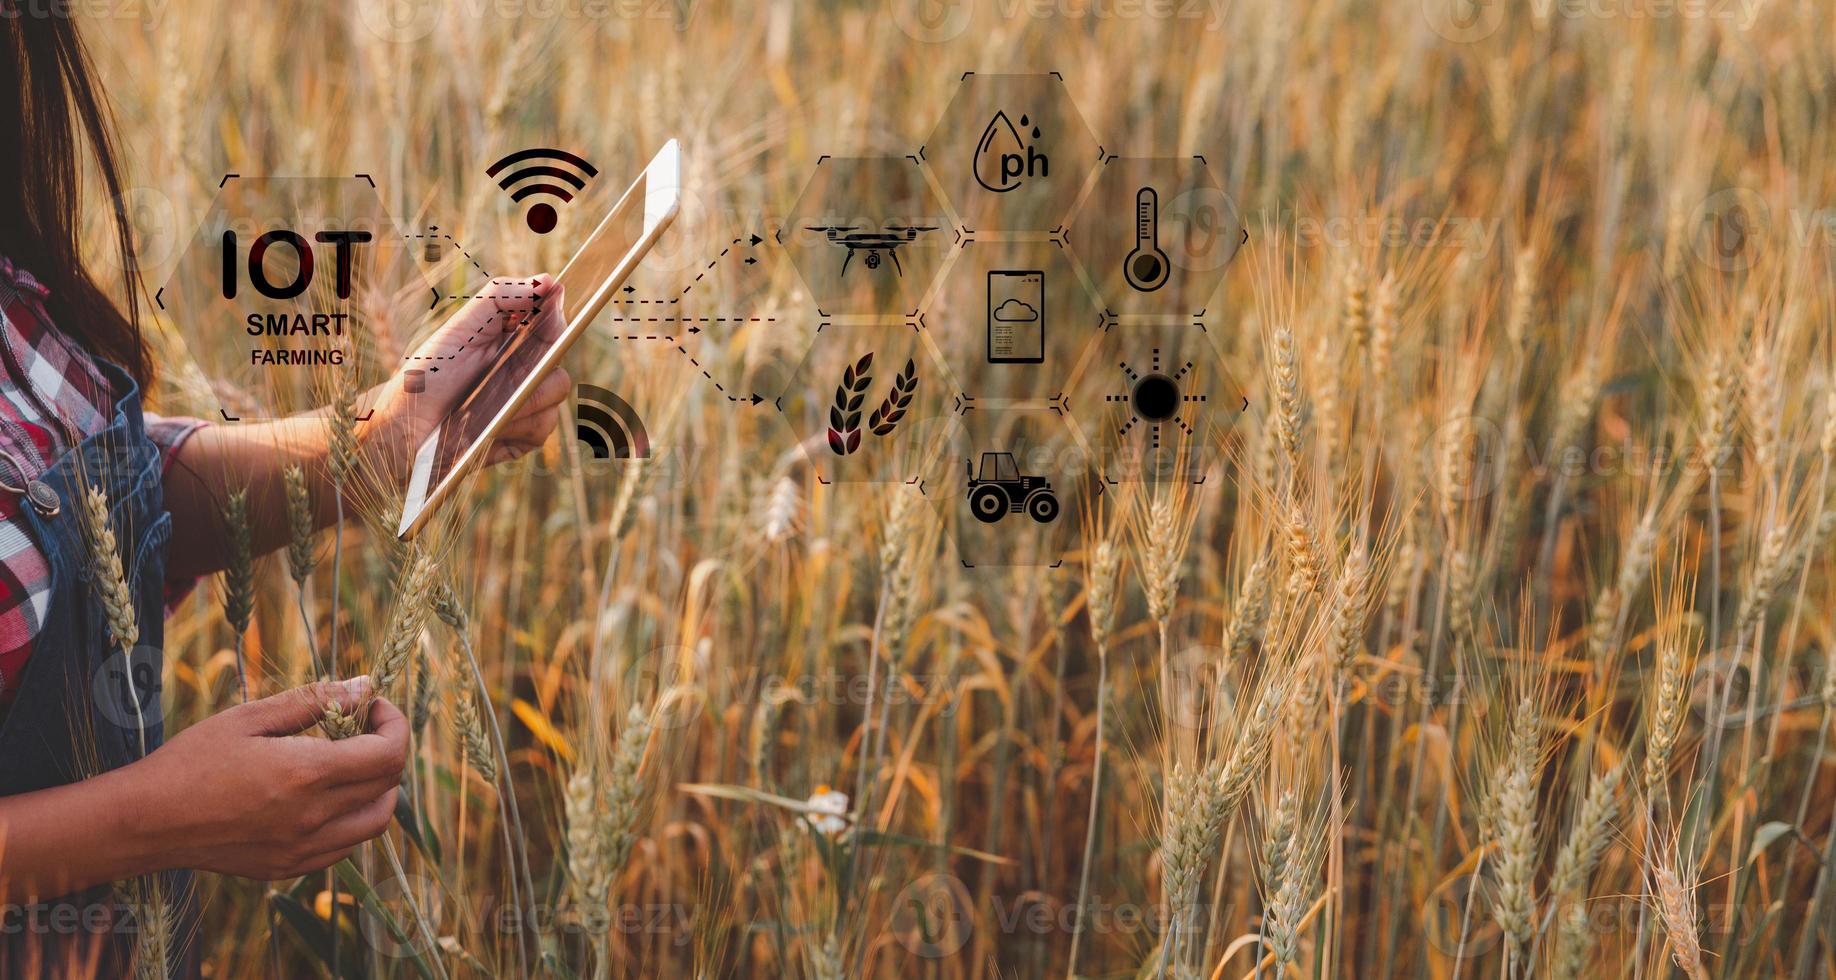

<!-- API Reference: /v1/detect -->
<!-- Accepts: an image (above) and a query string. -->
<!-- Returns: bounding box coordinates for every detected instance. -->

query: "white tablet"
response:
[397,140,681,540]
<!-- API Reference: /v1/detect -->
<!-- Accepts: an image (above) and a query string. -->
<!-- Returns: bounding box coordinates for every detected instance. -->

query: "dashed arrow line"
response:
[674,344,765,405]
[405,231,493,278]
[605,315,775,336]
[621,234,767,304]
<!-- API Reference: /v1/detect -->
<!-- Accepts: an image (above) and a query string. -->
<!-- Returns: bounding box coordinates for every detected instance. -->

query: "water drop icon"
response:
[973,110,1049,194]
[975,111,1027,193]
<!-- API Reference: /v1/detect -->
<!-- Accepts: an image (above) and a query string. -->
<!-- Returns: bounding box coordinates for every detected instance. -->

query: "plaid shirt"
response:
[0,256,204,707]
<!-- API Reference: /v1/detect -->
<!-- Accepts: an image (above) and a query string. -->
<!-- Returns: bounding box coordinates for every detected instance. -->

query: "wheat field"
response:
[65,0,1836,976]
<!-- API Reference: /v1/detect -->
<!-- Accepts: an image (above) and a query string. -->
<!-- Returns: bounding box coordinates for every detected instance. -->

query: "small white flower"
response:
[806,785,851,836]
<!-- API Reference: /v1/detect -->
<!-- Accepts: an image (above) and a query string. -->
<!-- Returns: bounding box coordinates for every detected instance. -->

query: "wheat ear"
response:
[370,549,435,697]
[222,488,255,701]
[80,485,148,756]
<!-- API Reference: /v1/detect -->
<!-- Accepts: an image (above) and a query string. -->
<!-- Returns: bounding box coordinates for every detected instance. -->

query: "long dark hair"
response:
[0,10,151,383]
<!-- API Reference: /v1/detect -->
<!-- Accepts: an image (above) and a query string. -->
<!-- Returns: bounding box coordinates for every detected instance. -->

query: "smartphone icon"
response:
[987,269,1044,364]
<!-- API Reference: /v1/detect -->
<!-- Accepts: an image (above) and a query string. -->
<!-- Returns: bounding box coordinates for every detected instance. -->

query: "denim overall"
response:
[0,360,197,976]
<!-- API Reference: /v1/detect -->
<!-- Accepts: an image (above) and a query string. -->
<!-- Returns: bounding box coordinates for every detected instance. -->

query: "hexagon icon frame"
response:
[779,156,954,318]
[1065,155,1244,321]
[154,174,431,422]
[1062,319,1245,485]
[920,235,1103,405]
[921,72,1104,235]
[777,321,957,486]
[927,404,1096,568]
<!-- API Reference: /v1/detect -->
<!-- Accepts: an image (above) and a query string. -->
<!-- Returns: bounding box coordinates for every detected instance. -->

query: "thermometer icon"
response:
[1124,185,1171,292]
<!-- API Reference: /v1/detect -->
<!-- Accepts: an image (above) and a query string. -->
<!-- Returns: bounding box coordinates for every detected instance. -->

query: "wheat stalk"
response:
[370,548,435,697]
[1329,544,1372,683]
[1271,327,1305,480]
[761,476,802,543]
[129,874,172,980]
[1489,696,1540,974]
[79,484,149,758]
[222,488,254,701]
[1283,505,1322,609]
[452,691,497,784]
[603,703,653,870]
[1551,901,1592,980]
[283,463,316,587]
[1258,789,1299,967]
[1341,259,1369,349]
[1267,792,1325,973]
[81,484,138,654]
[1654,858,1707,980]
[1551,762,1622,898]
[1645,631,1688,805]
[1070,506,1123,977]
[281,464,323,677]
[1224,555,1274,659]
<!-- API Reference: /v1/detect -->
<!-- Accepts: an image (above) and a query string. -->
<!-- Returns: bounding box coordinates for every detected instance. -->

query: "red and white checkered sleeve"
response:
[0,509,52,706]
[144,413,208,469]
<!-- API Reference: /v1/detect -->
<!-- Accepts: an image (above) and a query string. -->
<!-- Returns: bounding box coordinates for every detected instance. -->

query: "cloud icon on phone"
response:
[992,298,1038,322]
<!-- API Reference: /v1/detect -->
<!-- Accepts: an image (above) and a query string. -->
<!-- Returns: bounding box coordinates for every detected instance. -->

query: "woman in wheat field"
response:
[0,13,570,974]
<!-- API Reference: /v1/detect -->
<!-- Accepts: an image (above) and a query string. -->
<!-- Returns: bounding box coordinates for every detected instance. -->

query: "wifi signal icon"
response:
[486,148,599,235]
[575,384,651,459]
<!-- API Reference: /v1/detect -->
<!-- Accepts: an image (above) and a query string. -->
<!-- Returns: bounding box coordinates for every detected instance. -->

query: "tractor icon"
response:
[965,452,1060,525]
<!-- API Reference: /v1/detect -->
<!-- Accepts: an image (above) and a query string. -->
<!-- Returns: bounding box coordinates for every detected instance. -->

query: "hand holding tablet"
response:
[364,275,573,477]
[394,140,682,540]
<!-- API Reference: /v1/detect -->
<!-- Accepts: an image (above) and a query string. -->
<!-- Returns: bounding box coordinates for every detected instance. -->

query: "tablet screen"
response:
[399,141,679,538]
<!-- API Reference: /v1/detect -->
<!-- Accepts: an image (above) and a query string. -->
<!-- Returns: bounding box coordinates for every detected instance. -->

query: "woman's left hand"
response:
[363,274,572,473]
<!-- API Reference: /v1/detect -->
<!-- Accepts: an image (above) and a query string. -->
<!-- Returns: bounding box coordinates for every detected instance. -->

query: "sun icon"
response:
[1105,348,1206,451]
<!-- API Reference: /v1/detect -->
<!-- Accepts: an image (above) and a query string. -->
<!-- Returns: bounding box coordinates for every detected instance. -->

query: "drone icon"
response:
[805,225,938,277]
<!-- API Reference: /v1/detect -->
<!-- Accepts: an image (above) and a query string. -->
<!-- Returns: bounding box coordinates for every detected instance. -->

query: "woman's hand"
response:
[137,677,408,880]
[364,274,573,475]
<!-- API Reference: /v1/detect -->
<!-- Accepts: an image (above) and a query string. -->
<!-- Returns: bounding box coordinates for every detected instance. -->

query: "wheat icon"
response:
[827,352,874,455]
[828,353,920,455]
[869,358,918,436]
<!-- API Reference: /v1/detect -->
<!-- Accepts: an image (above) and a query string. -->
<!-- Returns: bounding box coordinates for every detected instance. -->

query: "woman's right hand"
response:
[361,274,572,477]
[137,676,409,880]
